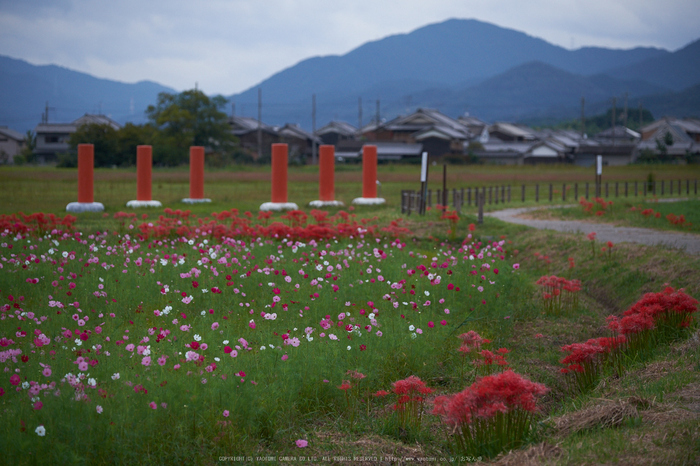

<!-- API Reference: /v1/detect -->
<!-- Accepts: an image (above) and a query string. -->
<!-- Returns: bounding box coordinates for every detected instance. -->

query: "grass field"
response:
[1,163,699,216]
[1,164,699,465]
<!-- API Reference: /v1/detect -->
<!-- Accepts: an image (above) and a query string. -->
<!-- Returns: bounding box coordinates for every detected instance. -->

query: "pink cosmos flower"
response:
[42,367,52,377]
[157,356,167,366]
[223,410,230,417]
[295,439,308,448]
[141,356,151,367]
[149,402,157,410]
[211,322,219,331]
[33,401,43,410]
[281,354,288,361]
[96,405,103,414]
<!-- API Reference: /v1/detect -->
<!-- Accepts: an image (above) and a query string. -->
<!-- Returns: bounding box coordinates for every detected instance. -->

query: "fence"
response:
[400,179,699,215]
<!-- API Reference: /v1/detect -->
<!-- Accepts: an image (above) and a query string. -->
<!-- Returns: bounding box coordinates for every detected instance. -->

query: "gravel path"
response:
[486,206,700,255]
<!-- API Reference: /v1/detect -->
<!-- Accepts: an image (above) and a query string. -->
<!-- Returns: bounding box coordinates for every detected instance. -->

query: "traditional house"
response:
[34,114,121,163]
[315,121,357,145]
[277,124,321,163]
[0,127,26,164]
[488,122,537,142]
[228,116,279,160]
[361,108,471,158]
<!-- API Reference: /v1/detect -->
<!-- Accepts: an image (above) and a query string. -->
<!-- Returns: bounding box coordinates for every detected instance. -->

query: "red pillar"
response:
[136,145,152,201]
[362,145,377,198]
[77,144,94,203]
[319,145,335,201]
[189,146,205,199]
[271,143,288,203]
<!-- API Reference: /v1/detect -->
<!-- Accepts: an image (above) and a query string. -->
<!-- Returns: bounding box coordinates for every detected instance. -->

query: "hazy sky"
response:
[1,0,698,95]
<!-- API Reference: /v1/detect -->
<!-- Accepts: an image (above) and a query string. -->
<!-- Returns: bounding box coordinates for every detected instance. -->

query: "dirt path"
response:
[486,206,700,255]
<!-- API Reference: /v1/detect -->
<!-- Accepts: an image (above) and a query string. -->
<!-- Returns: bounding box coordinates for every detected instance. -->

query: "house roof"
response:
[412,125,470,141]
[641,118,700,138]
[381,108,471,138]
[489,122,537,140]
[35,123,80,134]
[0,127,25,141]
[595,126,641,140]
[278,123,320,143]
[315,120,357,137]
[73,114,121,129]
[228,116,277,135]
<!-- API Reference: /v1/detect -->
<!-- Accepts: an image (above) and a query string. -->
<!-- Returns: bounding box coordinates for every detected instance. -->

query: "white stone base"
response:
[66,202,105,213]
[351,197,386,206]
[308,200,344,208]
[126,200,162,208]
[182,198,212,204]
[259,202,299,212]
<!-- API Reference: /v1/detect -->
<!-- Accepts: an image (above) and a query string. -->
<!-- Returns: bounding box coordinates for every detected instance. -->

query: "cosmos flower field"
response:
[0,210,533,463]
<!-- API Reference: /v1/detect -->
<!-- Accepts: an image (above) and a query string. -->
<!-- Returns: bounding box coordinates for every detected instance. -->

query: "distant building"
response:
[360,108,471,158]
[637,118,700,159]
[0,127,26,164]
[277,124,321,163]
[315,121,357,145]
[228,116,279,160]
[487,122,537,142]
[34,114,121,163]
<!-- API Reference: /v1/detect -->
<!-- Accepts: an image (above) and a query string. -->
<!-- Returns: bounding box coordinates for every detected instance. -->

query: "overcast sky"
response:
[1,0,698,95]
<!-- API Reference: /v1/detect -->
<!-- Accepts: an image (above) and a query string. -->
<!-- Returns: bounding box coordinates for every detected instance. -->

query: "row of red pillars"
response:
[68,143,380,211]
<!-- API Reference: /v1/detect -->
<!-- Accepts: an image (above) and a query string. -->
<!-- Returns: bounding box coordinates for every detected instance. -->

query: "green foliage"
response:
[146,89,238,165]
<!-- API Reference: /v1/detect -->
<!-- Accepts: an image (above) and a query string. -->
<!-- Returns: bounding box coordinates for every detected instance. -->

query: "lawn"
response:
[1,164,699,465]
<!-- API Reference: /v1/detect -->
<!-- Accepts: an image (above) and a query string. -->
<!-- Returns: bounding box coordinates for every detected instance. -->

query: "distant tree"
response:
[146,89,238,165]
[68,123,120,167]
[13,130,36,165]
[116,123,157,166]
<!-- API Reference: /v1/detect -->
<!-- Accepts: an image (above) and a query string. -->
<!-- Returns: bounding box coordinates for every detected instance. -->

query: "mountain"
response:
[0,55,177,133]
[640,83,700,118]
[229,18,670,126]
[425,61,669,122]
[604,39,700,91]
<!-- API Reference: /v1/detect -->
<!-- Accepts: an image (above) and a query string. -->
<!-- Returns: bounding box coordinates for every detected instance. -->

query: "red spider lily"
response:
[432,370,548,458]
[536,275,581,315]
[373,375,434,431]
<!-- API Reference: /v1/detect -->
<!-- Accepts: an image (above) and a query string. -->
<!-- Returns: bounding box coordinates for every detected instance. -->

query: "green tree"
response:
[68,123,120,167]
[146,89,237,165]
[14,130,36,164]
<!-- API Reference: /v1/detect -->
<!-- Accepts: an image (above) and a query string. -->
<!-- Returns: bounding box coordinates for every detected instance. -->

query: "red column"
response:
[189,146,205,199]
[77,144,94,203]
[136,145,152,201]
[271,143,288,203]
[319,145,335,201]
[362,145,377,198]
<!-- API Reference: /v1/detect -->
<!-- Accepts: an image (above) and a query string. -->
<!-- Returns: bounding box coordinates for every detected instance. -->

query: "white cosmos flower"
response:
[193,334,202,342]
[87,378,97,387]
[111,373,120,380]
[35,425,46,436]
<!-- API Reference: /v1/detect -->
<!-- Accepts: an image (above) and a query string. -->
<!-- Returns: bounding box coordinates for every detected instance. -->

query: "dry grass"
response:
[553,398,641,437]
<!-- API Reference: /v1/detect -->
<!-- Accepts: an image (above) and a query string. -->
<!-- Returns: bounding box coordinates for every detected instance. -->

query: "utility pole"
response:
[312,94,317,165]
[231,101,235,118]
[257,88,262,160]
[580,97,585,138]
[623,92,628,130]
[42,101,55,124]
[358,97,362,133]
[611,97,617,147]
[639,101,643,130]
[375,99,380,126]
